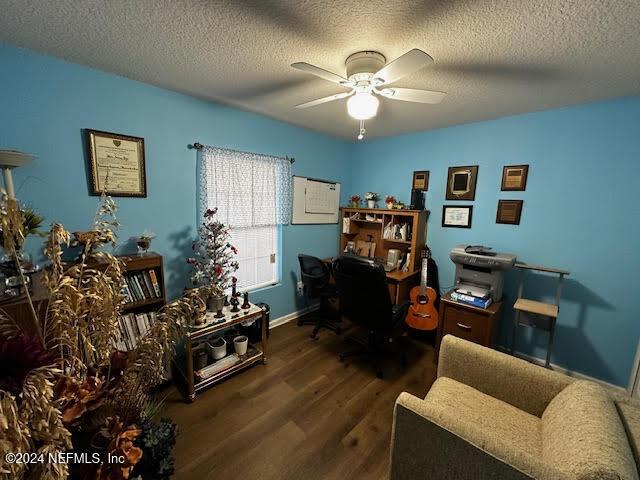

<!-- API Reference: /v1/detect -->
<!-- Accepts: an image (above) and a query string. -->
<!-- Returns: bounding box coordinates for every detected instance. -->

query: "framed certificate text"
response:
[86,129,147,197]
[442,205,473,228]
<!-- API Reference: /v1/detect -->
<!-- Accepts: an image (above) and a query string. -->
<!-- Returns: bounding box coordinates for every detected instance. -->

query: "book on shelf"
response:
[141,271,157,299]
[451,291,493,309]
[116,311,158,351]
[122,269,163,304]
[148,270,162,297]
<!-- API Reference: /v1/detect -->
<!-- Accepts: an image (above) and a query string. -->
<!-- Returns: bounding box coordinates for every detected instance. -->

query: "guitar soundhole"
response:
[418,295,427,304]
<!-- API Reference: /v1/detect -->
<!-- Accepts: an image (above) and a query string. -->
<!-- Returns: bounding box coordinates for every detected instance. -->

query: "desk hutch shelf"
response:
[339,207,429,273]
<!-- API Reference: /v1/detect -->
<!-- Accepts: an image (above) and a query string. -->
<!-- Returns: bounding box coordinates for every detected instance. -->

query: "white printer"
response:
[450,245,516,301]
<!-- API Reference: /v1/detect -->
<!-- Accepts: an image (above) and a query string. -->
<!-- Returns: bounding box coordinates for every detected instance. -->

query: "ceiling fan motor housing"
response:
[345,51,386,86]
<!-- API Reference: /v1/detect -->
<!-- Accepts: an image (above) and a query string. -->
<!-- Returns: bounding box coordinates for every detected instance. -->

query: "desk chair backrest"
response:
[298,254,331,299]
[332,254,394,332]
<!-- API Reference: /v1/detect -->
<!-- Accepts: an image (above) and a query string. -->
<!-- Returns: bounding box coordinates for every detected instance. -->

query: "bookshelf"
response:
[114,253,166,351]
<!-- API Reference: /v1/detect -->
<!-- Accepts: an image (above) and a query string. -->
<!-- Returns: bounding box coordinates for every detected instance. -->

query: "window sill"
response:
[245,282,281,294]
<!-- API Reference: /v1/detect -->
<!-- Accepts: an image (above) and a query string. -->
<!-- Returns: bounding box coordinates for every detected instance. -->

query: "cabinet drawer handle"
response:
[456,322,472,331]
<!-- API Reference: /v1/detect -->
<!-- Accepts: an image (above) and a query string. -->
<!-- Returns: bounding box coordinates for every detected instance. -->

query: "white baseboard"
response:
[270,304,320,329]
[497,346,626,394]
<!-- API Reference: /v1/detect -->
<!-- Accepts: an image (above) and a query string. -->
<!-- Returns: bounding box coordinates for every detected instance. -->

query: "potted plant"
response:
[133,230,155,256]
[0,192,191,480]
[365,192,379,208]
[385,195,396,209]
[349,194,361,208]
[187,207,239,312]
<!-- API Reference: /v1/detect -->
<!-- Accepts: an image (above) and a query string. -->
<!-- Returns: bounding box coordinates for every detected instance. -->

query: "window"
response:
[198,146,291,291]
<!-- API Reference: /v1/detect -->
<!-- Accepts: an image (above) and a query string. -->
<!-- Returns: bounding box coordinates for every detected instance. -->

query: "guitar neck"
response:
[419,257,428,295]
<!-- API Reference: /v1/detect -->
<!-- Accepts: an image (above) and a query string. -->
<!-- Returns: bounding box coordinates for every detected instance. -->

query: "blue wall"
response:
[350,97,640,386]
[0,44,352,319]
[3,43,639,387]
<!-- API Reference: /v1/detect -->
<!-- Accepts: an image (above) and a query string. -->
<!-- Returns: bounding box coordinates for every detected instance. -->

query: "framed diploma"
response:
[412,170,429,191]
[501,164,529,191]
[86,129,147,197]
[442,205,473,228]
[446,165,478,200]
[496,199,523,225]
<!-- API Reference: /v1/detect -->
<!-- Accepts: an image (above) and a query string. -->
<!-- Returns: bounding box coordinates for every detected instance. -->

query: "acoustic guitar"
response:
[405,249,439,331]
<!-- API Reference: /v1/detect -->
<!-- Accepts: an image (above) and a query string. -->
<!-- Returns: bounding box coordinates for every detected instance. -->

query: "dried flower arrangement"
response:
[187,208,239,298]
[0,190,198,480]
[349,194,361,207]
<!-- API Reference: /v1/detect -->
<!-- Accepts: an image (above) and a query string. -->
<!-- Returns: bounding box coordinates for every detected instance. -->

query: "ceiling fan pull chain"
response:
[357,120,366,140]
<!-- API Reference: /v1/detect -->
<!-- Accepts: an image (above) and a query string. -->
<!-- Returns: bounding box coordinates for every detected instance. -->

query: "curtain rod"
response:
[189,142,295,163]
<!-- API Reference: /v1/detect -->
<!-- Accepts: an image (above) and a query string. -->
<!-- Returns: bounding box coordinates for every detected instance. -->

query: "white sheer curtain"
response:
[198,146,292,290]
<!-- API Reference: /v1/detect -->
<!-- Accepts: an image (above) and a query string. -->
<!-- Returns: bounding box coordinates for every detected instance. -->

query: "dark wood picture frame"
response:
[446,165,478,200]
[86,129,147,197]
[412,170,429,191]
[442,205,473,228]
[496,199,523,225]
[501,164,529,191]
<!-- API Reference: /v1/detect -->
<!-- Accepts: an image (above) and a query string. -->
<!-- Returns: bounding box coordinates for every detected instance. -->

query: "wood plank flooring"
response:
[161,317,438,480]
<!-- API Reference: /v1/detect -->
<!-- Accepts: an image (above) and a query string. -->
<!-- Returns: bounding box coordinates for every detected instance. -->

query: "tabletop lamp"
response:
[0,150,36,198]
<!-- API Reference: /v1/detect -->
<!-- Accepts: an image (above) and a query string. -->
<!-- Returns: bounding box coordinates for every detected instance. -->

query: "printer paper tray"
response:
[455,283,490,299]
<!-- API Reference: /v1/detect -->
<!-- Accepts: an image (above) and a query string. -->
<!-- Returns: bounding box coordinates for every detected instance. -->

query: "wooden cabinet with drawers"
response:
[435,290,503,360]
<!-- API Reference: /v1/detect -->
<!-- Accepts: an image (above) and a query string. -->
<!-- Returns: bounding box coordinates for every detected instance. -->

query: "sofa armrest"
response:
[438,335,573,417]
[390,393,543,480]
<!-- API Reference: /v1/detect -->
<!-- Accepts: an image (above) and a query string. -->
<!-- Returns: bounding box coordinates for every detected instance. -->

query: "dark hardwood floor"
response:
[161,317,438,480]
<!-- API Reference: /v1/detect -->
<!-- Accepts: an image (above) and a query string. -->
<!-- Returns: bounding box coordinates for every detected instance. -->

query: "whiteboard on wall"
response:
[292,176,341,224]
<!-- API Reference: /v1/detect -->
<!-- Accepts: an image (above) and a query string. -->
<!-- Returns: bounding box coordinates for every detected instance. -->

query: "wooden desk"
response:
[385,269,420,304]
[435,290,503,360]
[324,257,418,305]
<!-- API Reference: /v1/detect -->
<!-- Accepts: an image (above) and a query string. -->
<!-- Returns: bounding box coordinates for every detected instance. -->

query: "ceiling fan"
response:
[292,49,446,139]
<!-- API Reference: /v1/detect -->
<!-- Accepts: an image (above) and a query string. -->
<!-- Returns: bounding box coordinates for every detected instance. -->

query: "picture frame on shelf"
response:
[412,170,429,191]
[446,165,478,200]
[496,199,524,225]
[442,205,473,228]
[501,164,529,191]
[86,129,147,197]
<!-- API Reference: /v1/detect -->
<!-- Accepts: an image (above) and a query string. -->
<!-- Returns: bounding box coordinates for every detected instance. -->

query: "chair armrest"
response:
[390,393,552,480]
[438,335,573,417]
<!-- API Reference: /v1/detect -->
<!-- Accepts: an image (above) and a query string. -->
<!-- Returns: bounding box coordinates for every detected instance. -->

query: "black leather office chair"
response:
[297,254,340,338]
[332,254,409,378]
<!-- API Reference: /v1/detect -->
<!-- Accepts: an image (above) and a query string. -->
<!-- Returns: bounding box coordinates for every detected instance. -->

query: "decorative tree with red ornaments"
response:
[187,208,239,295]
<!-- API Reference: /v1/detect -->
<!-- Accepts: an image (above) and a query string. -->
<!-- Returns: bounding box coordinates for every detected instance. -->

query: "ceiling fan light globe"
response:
[347,92,379,120]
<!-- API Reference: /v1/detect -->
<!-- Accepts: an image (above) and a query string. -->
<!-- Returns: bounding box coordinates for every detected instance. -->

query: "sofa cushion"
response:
[542,380,639,480]
[424,377,543,476]
[613,393,640,472]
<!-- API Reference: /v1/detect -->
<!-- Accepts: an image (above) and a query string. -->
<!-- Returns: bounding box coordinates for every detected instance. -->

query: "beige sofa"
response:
[390,335,640,479]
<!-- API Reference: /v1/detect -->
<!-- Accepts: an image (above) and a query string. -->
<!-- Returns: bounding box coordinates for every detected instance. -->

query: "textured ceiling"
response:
[1,0,639,139]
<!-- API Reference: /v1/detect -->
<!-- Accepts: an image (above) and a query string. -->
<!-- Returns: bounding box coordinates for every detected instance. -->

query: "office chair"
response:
[297,254,341,338]
[332,254,410,378]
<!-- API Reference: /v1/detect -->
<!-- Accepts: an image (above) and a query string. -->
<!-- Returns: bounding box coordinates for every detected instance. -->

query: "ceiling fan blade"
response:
[373,49,434,85]
[295,91,353,109]
[291,62,353,86]
[378,87,446,104]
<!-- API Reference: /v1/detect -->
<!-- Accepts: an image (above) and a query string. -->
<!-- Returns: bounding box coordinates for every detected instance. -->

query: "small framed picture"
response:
[86,129,147,197]
[412,170,429,191]
[446,165,478,200]
[442,205,473,228]
[501,164,529,191]
[496,200,523,225]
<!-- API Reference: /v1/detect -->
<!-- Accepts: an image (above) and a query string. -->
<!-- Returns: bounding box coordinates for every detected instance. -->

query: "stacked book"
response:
[122,269,162,303]
[451,291,493,309]
[115,311,158,351]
